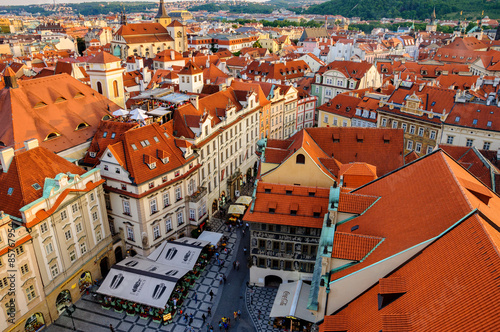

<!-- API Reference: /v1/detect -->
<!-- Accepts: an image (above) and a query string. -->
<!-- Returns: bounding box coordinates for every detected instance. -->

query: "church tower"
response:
[87,52,125,108]
[426,7,437,32]
[155,0,171,28]
[167,20,188,53]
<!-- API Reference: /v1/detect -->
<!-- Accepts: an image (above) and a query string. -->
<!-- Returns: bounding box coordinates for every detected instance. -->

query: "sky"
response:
[0,0,171,6]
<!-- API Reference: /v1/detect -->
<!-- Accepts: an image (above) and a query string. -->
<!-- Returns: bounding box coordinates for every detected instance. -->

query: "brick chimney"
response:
[0,147,14,173]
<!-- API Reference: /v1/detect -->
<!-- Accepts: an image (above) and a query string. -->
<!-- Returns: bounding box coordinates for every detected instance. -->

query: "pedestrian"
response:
[243,246,247,255]
[233,261,236,269]
[223,322,228,331]
[219,274,223,285]
[234,311,238,320]
[242,229,245,236]
[206,323,210,332]
[210,325,214,332]
[202,313,206,323]
[219,321,223,331]
[215,252,220,259]
[237,309,241,319]
[189,317,193,326]
[194,292,198,303]
[246,223,249,229]
[184,313,188,322]
[109,324,115,332]
[223,274,227,284]
[208,306,212,316]
[258,309,262,319]
[236,261,240,271]
[210,290,214,301]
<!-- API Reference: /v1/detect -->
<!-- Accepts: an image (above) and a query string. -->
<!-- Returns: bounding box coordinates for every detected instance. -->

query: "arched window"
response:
[96,81,103,94]
[113,80,119,98]
[45,132,60,141]
[177,31,182,38]
[296,154,305,164]
[76,123,89,130]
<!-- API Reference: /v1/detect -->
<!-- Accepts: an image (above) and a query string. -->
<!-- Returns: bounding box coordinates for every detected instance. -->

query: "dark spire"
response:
[4,67,18,89]
[156,0,169,19]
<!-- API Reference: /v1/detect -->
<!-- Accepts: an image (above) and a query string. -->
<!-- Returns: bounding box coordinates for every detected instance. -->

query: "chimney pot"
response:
[0,147,15,173]
[24,138,39,151]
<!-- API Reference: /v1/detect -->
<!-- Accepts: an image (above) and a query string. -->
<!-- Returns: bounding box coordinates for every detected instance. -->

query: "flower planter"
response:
[114,307,123,313]
[101,305,111,310]
[139,314,149,320]
[126,310,135,316]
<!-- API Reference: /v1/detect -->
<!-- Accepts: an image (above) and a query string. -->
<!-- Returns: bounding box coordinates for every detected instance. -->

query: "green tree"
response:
[76,37,86,55]
[253,40,262,48]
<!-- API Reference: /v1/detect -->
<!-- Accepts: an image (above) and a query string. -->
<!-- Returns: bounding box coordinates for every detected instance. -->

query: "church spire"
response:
[156,0,169,19]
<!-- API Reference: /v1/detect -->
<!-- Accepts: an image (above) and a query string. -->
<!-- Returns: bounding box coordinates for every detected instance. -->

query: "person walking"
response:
[189,317,193,326]
[243,246,247,255]
[202,313,206,324]
[242,229,245,237]
[194,292,198,303]
[223,274,227,284]
[236,261,240,271]
[208,306,212,317]
[233,311,238,320]
[109,324,115,332]
[233,261,236,269]
[219,321,223,331]
[237,310,241,319]
[209,290,214,301]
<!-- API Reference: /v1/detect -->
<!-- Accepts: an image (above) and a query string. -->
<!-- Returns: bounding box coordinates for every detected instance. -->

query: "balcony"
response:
[186,186,207,203]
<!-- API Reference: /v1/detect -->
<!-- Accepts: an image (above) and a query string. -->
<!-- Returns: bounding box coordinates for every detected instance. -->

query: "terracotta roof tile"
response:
[379,276,407,294]
[331,232,383,261]
[338,191,378,214]
[87,51,121,64]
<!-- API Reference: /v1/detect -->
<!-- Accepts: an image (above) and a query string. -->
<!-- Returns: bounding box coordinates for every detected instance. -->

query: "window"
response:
[296,154,305,164]
[415,143,422,153]
[392,121,398,129]
[466,138,473,147]
[418,128,424,137]
[45,242,53,254]
[162,176,168,183]
[123,200,131,216]
[15,245,24,256]
[121,183,127,191]
[96,229,102,242]
[483,142,491,150]
[96,81,103,94]
[92,211,98,221]
[69,250,76,263]
[487,121,492,127]
[165,218,172,232]
[21,263,29,275]
[104,165,109,171]
[60,210,67,221]
[381,118,387,127]
[163,193,170,208]
[153,225,160,240]
[72,204,78,213]
[26,285,36,301]
[40,222,48,234]
[0,277,7,289]
[90,193,95,201]
[177,212,184,226]
[127,227,134,241]
[50,264,59,278]
[446,136,454,144]
[409,125,415,134]
[407,140,413,150]
[175,187,182,201]
[64,230,72,241]
[430,130,436,140]
[80,242,87,254]
[324,115,328,123]
[427,146,434,154]
[150,199,158,214]
[472,119,478,125]
[76,223,82,233]
[113,80,119,97]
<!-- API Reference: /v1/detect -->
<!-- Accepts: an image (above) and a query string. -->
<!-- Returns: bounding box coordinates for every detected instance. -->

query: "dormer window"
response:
[89,152,97,158]
[45,132,60,141]
[76,122,89,130]
[148,162,157,170]
[111,132,116,139]
[103,131,108,138]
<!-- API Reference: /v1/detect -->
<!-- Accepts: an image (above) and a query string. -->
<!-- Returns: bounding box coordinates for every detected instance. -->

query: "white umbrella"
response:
[228,204,246,215]
[112,108,129,117]
[236,196,252,205]
[131,112,149,121]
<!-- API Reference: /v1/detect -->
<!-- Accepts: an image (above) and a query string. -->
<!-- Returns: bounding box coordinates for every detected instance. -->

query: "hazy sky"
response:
[0,0,171,6]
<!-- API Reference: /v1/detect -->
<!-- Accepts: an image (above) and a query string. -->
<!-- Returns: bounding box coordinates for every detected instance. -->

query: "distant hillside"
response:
[302,0,500,20]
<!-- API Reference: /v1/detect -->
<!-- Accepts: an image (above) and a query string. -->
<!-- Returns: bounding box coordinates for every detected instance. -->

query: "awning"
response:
[236,196,253,205]
[96,257,190,309]
[147,242,203,270]
[269,281,316,323]
[228,204,246,215]
[147,107,172,117]
[197,231,223,246]
[173,237,211,248]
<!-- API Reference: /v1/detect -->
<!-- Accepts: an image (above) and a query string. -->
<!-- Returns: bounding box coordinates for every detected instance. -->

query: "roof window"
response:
[45,132,60,141]
[455,116,460,122]
[131,144,137,151]
[103,131,108,138]
[34,101,47,108]
[472,119,478,125]
[111,132,116,139]
[32,183,42,190]
[76,122,89,130]
[153,136,160,143]
[487,121,492,127]
[7,188,13,195]
[140,140,150,147]
[351,225,359,232]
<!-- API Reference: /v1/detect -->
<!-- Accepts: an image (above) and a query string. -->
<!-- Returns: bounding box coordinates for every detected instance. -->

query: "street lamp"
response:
[63,304,77,331]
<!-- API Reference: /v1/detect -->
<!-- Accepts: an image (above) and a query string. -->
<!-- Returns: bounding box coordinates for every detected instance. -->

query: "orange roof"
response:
[243,182,330,228]
[331,232,383,261]
[0,73,118,153]
[339,162,377,188]
[338,191,378,214]
[87,51,121,64]
[106,123,196,185]
[179,61,203,75]
[0,146,85,218]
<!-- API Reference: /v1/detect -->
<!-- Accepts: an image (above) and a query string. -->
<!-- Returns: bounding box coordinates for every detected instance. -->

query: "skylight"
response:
[7,188,13,195]
[455,116,460,122]
[32,183,42,190]
[103,131,108,138]
[131,144,138,151]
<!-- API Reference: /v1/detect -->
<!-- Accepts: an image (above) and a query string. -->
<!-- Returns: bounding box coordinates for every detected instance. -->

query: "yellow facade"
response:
[318,109,352,128]
[259,38,279,53]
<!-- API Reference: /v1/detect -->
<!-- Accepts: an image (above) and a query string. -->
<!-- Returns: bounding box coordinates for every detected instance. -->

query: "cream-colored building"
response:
[87,52,125,108]
[0,140,116,331]
[259,38,280,54]
[98,123,203,257]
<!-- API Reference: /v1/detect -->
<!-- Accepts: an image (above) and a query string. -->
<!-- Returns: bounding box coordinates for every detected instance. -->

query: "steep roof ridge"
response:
[441,152,474,210]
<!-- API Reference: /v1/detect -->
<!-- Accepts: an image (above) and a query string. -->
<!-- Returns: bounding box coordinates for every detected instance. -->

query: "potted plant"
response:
[140,312,149,320]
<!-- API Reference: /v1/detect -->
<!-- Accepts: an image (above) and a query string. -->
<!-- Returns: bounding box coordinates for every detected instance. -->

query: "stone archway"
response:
[99,257,109,278]
[115,246,123,263]
[264,275,283,288]
[55,290,72,314]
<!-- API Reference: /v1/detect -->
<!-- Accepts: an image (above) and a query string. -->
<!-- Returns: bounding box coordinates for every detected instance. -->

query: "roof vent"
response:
[351,225,359,232]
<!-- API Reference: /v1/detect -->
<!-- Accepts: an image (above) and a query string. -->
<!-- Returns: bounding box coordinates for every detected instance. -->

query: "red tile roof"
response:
[105,123,196,185]
[243,182,330,228]
[445,102,500,131]
[338,191,378,214]
[0,73,118,152]
[339,162,377,188]
[179,61,203,75]
[0,146,85,218]
[87,51,121,64]
[331,232,383,260]
[317,60,373,79]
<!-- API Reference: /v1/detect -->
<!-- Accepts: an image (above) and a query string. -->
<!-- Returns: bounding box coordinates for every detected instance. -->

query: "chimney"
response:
[4,67,18,89]
[24,138,39,151]
[170,50,175,60]
[0,147,14,173]
[190,95,199,109]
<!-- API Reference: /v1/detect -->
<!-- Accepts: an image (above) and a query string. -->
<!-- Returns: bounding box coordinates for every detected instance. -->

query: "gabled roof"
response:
[317,60,374,79]
[179,61,203,75]
[243,182,330,228]
[322,212,500,331]
[106,123,195,185]
[115,23,169,36]
[0,146,85,218]
[331,232,383,261]
[82,120,137,167]
[0,73,118,152]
